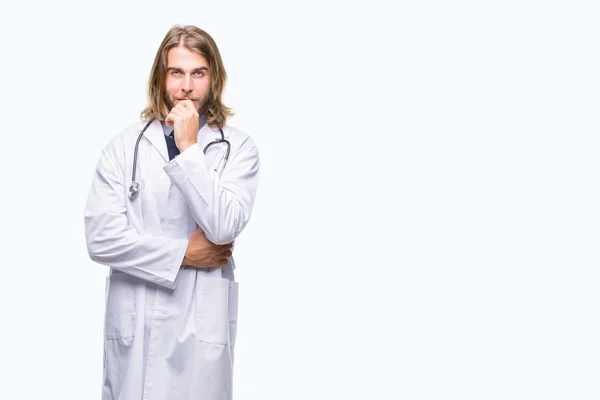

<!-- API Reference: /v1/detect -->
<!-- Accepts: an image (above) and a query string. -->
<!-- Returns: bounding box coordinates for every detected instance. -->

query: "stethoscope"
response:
[128,118,231,199]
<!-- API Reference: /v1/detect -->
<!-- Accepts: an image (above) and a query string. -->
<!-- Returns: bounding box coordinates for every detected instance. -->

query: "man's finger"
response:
[218,246,232,255]
[179,99,196,111]
[174,100,192,114]
[168,108,183,119]
[165,111,180,126]
[165,114,175,127]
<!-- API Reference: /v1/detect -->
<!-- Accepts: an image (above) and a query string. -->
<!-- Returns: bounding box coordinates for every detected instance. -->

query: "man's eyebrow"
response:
[166,67,208,72]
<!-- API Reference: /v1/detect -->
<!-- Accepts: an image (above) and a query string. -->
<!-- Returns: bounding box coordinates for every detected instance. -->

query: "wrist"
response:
[178,140,196,153]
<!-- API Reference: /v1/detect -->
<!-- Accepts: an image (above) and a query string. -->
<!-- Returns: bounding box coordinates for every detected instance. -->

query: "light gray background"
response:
[0,1,598,399]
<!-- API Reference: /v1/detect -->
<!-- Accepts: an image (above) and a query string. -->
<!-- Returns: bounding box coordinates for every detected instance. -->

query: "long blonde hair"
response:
[141,25,233,128]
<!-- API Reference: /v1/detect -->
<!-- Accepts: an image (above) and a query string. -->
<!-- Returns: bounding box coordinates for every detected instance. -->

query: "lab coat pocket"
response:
[103,273,137,340]
[196,276,238,347]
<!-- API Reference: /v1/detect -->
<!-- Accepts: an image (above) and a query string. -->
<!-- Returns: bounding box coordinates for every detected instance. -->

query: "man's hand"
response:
[182,227,233,268]
[165,99,198,152]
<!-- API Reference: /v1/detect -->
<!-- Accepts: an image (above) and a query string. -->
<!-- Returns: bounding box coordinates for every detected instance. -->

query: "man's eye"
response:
[194,71,205,76]
[171,71,181,76]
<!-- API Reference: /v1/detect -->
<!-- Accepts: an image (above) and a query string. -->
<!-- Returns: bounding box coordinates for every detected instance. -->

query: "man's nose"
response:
[182,74,193,92]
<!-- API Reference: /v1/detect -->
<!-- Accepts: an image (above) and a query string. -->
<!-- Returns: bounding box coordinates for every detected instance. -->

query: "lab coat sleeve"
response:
[163,136,260,245]
[84,139,188,289]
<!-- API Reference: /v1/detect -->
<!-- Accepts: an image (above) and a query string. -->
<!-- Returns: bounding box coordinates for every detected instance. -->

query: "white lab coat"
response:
[84,118,260,400]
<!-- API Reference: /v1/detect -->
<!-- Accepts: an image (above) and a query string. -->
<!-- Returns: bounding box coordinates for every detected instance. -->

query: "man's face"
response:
[164,46,211,113]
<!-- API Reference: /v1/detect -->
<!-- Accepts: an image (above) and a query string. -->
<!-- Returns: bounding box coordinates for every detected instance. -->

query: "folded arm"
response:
[84,139,188,289]
[164,136,260,245]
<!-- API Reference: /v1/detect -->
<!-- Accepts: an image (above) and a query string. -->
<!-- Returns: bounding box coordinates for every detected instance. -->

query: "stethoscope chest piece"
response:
[128,181,140,199]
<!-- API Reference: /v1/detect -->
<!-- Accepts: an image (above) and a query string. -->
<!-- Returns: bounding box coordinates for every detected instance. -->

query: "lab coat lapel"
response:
[197,123,230,151]
[197,122,216,150]
[143,119,169,162]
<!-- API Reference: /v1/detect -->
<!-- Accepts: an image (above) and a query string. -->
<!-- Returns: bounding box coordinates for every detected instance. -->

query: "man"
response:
[84,25,260,400]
